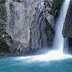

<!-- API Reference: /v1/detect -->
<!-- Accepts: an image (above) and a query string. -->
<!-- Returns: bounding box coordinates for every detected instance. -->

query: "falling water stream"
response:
[13,0,72,62]
[53,0,70,52]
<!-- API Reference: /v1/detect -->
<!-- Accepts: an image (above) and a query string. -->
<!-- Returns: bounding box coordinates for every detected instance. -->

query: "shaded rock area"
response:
[0,0,6,4]
[0,0,62,55]
[0,3,9,53]
[63,1,72,54]
[68,38,72,54]
[63,1,72,38]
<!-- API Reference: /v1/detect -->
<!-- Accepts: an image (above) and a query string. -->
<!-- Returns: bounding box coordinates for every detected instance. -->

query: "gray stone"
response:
[0,0,56,54]
[63,1,72,38]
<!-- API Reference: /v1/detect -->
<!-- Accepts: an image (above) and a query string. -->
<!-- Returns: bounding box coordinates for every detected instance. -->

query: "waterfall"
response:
[53,0,71,53]
[6,0,72,62]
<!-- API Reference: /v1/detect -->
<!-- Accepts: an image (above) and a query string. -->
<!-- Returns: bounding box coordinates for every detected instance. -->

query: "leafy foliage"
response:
[52,0,62,15]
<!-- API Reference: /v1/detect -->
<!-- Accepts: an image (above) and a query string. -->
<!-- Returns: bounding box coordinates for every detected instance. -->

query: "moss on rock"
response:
[0,4,9,52]
[0,0,6,3]
[13,0,20,2]
[52,0,62,15]
[17,0,20,2]
[45,18,54,46]
[0,37,9,52]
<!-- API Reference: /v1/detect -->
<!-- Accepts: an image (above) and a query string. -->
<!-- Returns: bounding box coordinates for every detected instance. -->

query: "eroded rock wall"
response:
[0,0,62,55]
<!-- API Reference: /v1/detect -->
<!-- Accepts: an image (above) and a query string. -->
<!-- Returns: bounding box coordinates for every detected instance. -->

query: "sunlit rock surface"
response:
[4,0,55,54]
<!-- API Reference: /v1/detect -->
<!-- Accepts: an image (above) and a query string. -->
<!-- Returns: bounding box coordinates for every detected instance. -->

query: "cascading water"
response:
[53,0,71,53]
[5,0,72,62]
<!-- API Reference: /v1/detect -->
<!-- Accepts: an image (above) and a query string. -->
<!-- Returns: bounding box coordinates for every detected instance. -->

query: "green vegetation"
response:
[45,18,55,46]
[0,19,9,52]
[0,37,9,52]
[0,0,6,3]
[52,0,62,15]
[13,0,20,2]
[45,18,52,41]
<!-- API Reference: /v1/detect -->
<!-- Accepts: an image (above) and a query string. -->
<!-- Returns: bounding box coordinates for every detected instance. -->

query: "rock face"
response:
[0,0,62,55]
[63,1,72,54]
[5,0,55,54]
[63,1,72,38]
[0,2,9,52]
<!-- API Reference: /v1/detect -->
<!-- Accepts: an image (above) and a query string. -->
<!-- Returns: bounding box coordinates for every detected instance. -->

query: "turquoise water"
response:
[0,57,72,72]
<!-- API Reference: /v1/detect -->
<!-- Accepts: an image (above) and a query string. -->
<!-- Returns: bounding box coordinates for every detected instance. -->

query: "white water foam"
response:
[15,51,72,62]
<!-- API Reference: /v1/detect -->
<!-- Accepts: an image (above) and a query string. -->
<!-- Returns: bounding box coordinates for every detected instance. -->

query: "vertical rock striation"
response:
[63,1,72,54]
[0,0,62,55]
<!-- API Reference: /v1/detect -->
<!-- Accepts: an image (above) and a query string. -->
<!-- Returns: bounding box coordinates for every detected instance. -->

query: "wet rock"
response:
[63,1,72,38]
[0,0,62,55]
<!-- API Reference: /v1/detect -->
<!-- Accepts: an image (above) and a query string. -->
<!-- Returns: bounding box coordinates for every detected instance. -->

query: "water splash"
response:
[15,51,72,62]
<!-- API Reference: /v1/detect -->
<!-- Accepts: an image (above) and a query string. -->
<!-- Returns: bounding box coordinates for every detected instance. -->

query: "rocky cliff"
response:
[0,1,9,53]
[0,0,62,55]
